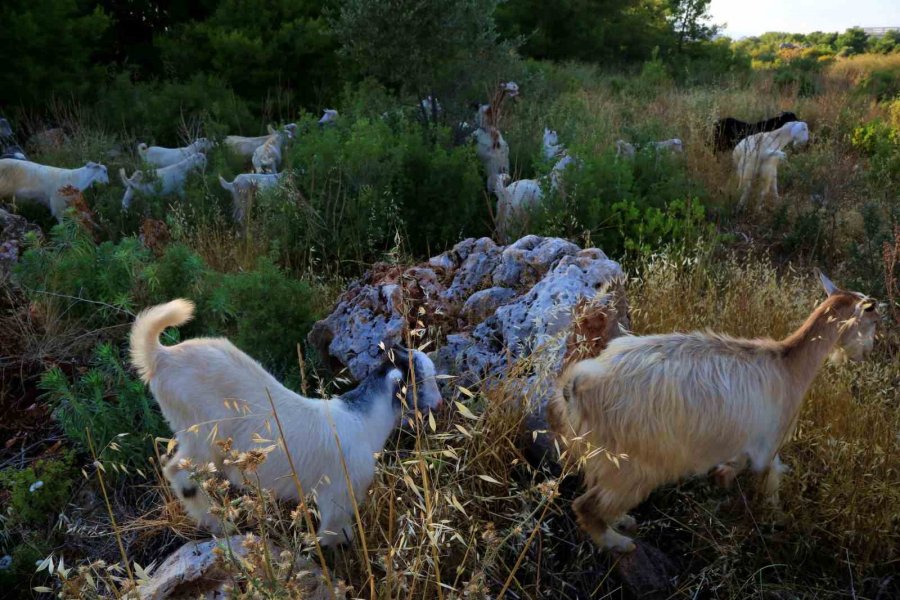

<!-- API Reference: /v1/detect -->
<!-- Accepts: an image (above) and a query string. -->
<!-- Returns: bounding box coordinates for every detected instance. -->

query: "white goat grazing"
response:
[218,172,283,222]
[0,159,108,220]
[492,173,543,242]
[251,127,294,174]
[137,138,213,168]
[130,299,442,545]
[223,125,277,159]
[120,153,207,209]
[549,271,878,553]
[474,127,510,193]
[733,121,808,209]
[319,109,339,126]
[543,128,564,161]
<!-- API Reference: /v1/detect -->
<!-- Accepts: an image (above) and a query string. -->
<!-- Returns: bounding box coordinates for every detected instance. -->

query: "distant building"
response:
[862,27,900,37]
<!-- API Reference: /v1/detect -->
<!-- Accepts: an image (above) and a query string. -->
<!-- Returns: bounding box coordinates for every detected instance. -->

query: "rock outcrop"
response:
[309,235,629,439]
[0,208,41,279]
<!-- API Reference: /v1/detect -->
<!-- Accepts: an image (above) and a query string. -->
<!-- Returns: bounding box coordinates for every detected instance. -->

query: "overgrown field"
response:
[1,54,899,599]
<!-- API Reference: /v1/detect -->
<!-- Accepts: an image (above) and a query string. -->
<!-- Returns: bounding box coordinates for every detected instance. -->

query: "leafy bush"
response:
[279,113,488,265]
[857,66,900,101]
[98,72,256,145]
[532,146,710,256]
[0,0,110,107]
[209,258,321,377]
[40,345,169,476]
[0,453,75,526]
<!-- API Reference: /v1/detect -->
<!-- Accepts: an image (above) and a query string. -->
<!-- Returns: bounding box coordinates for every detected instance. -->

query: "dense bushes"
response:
[14,220,324,378]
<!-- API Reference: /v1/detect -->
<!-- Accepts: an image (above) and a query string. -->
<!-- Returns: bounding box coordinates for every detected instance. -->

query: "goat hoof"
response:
[598,529,636,553]
[615,514,638,532]
[712,464,737,488]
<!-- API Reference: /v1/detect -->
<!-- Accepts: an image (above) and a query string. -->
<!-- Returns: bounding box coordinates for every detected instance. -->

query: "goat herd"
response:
[1,90,876,554]
[2,82,807,233]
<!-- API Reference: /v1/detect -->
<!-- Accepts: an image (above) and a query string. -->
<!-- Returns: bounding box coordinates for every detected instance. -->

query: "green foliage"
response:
[156,0,338,112]
[836,27,869,56]
[14,220,151,329]
[0,0,110,107]
[210,258,321,376]
[40,344,169,475]
[532,144,710,257]
[98,72,256,145]
[496,0,670,64]
[0,533,53,594]
[335,0,512,108]
[857,66,900,101]
[0,453,75,526]
[281,112,488,264]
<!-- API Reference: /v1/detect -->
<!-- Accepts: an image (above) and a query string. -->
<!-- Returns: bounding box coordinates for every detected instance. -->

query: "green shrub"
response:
[40,344,169,476]
[279,113,487,265]
[0,453,75,526]
[856,66,900,101]
[98,72,256,145]
[532,145,709,256]
[209,258,322,377]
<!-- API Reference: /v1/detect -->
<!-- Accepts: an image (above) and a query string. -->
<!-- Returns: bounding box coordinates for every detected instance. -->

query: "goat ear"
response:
[815,268,840,296]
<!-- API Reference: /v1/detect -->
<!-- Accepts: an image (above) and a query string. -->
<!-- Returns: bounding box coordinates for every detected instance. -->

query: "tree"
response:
[868,30,900,54]
[334,0,510,101]
[495,0,670,64]
[836,27,869,56]
[157,0,339,111]
[0,0,110,107]
[667,0,718,52]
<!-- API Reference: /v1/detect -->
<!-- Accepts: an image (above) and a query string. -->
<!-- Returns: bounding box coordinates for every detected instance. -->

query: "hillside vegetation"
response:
[1,2,898,598]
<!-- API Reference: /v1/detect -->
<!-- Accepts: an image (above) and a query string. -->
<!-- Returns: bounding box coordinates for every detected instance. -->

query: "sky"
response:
[709,0,900,39]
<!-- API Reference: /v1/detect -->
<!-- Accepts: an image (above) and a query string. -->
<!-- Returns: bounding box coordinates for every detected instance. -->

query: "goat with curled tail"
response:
[549,271,878,552]
[130,299,442,545]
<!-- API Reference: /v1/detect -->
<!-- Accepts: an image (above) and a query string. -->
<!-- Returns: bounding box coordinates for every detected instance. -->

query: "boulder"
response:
[309,235,629,448]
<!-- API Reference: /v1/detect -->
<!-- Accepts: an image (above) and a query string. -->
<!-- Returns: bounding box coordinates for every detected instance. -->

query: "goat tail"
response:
[218,174,233,191]
[130,299,194,384]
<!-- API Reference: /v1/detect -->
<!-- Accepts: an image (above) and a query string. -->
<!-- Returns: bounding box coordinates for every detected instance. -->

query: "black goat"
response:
[713,111,798,152]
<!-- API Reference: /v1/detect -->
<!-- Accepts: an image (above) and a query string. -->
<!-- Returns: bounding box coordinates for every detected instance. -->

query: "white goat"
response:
[223,125,277,159]
[549,154,578,191]
[492,173,543,242]
[737,149,786,210]
[733,121,808,209]
[251,127,294,174]
[549,271,878,553]
[474,126,510,193]
[543,128,564,161]
[218,172,283,222]
[130,299,442,546]
[319,109,339,126]
[420,96,442,120]
[137,138,213,168]
[120,153,207,209]
[0,159,108,220]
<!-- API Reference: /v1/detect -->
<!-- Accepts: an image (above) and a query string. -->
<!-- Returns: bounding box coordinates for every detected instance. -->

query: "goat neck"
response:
[779,294,857,393]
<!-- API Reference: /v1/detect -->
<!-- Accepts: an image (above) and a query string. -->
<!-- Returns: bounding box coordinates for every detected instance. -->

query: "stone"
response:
[309,236,630,446]
[0,208,41,280]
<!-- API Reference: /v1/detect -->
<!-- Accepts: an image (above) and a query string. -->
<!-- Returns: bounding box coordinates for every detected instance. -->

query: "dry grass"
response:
[38,249,898,599]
